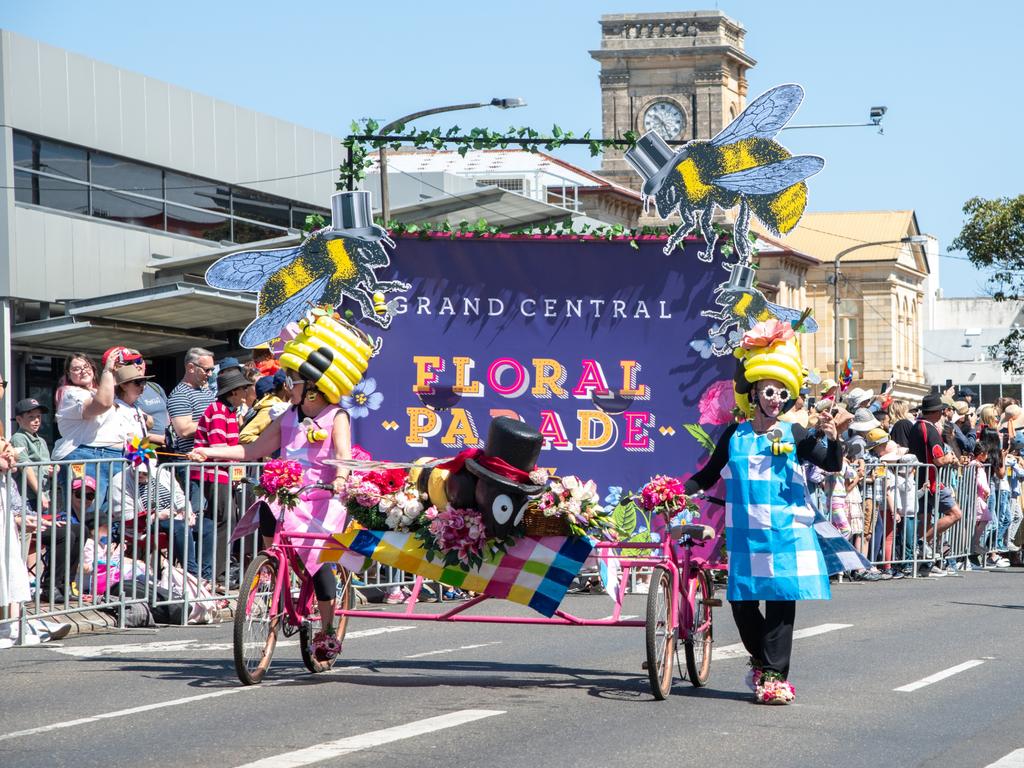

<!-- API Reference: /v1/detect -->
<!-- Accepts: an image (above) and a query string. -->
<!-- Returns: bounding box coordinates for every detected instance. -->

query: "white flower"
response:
[528,467,549,485]
[562,475,580,491]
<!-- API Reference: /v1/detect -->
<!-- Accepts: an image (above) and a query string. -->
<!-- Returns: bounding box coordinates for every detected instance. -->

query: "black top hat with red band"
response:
[465,417,545,495]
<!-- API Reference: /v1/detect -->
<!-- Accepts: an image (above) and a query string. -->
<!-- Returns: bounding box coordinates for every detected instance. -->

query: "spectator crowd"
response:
[1,347,1022,644]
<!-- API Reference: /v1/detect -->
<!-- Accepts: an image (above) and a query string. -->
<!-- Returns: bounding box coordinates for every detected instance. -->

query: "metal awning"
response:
[388,186,573,229]
[67,282,256,332]
[11,316,228,357]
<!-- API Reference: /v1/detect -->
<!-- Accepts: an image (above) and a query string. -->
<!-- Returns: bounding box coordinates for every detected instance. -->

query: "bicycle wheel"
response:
[683,570,714,687]
[233,553,281,685]
[299,568,355,674]
[645,566,676,700]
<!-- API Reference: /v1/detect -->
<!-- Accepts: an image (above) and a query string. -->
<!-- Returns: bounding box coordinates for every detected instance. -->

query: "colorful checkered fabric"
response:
[320,525,593,617]
[721,421,831,601]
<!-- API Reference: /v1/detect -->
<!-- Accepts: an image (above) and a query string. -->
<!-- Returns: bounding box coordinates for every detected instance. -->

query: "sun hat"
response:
[849,408,881,432]
[844,387,874,410]
[819,378,838,393]
[215,366,251,397]
[920,393,946,413]
[864,427,890,450]
[113,364,154,386]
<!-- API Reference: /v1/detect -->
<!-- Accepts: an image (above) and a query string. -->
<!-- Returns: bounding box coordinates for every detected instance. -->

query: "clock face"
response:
[643,101,685,139]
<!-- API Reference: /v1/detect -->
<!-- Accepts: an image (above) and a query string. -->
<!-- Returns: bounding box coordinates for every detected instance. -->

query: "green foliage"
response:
[951,195,1024,373]
[683,423,715,454]
[339,119,640,191]
[303,212,326,233]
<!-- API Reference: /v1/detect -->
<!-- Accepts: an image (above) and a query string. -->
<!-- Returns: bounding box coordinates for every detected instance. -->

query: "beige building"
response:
[754,211,934,401]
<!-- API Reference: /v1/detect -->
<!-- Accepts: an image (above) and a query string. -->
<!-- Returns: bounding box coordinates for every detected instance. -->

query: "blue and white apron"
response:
[721,421,831,601]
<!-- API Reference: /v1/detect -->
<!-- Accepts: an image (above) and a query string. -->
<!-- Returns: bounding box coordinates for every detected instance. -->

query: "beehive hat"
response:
[733,319,804,418]
[278,311,374,404]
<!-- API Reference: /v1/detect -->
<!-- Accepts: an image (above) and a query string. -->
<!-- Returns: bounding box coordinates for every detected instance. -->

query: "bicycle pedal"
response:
[704,598,722,607]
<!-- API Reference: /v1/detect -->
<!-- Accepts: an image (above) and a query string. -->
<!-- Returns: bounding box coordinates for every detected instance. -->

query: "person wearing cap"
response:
[190,366,250,584]
[238,370,292,447]
[819,378,838,401]
[10,398,53,511]
[949,401,976,456]
[844,387,874,413]
[906,393,964,569]
[862,428,903,578]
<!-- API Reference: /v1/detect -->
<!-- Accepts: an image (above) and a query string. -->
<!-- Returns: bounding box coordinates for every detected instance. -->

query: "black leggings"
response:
[730,600,796,678]
[257,502,337,602]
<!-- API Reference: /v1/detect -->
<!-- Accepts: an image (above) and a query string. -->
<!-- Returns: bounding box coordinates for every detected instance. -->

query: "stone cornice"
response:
[589,46,757,68]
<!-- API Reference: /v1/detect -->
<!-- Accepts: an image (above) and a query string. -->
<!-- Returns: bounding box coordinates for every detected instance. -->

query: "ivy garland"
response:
[339,118,638,191]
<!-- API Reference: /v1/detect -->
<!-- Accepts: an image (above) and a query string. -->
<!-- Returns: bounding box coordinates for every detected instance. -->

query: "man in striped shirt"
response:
[168,348,216,513]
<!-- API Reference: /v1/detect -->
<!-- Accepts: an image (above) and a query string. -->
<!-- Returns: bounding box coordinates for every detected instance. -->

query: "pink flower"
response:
[640,474,687,512]
[698,379,735,426]
[739,319,795,350]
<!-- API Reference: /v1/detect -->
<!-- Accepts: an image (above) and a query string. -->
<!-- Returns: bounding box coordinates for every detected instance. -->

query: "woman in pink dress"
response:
[189,367,352,658]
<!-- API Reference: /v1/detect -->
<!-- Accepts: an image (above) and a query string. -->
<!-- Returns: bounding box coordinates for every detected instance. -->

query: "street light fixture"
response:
[782,105,889,133]
[832,234,929,380]
[377,97,527,223]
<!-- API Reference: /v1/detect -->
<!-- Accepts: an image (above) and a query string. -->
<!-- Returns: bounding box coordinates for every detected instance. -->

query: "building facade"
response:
[589,11,755,190]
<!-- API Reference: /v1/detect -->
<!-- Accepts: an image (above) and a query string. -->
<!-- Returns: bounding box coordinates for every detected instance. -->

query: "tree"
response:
[951,195,1024,373]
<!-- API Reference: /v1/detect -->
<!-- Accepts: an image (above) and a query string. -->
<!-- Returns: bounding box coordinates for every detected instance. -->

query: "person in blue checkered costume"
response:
[685,319,843,705]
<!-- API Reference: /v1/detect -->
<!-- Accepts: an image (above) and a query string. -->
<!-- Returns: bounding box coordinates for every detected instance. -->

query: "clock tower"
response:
[589,11,756,191]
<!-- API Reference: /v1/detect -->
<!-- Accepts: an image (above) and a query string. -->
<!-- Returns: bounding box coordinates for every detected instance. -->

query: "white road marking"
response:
[984,748,1024,767]
[47,625,416,658]
[405,642,501,659]
[894,659,986,692]
[715,623,853,660]
[231,709,505,768]
[0,677,296,742]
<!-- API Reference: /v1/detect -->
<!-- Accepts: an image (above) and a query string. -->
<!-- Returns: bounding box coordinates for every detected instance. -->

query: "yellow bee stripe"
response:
[325,239,359,280]
[302,320,372,371]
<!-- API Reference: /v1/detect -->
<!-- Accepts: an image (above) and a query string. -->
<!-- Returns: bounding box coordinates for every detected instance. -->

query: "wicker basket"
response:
[523,506,570,536]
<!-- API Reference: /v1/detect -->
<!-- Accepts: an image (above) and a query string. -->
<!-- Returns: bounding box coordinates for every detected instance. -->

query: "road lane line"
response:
[894,659,986,692]
[985,748,1024,767]
[405,642,501,659]
[0,677,296,742]
[48,625,416,658]
[232,709,505,768]
[715,623,853,660]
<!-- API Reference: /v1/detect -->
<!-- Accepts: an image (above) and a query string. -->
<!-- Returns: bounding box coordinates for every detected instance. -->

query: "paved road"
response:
[2,568,1022,768]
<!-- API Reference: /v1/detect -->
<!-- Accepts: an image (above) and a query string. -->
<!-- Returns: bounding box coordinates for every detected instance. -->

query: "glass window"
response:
[165,171,230,215]
[13,132,36,169]
[231,187,290,230]
[37,139,88,214]
[232,219,286,245]
[90,152,165,226]
[166,203,231,242]
[1002,383,1021,403]
[980,384,1001,405]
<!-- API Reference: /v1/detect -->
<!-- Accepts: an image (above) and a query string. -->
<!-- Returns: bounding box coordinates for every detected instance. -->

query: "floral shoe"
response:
[309,631,342,662]
[744,657,765,692]
[755,670,795,705]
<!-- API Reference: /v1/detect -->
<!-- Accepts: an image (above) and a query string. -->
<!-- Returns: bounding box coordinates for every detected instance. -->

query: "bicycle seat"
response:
[671,524,716,541]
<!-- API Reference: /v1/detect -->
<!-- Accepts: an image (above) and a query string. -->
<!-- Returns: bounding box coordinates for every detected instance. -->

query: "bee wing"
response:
[713,155,824,195]
[764,301,820,333]
[710,84,804,147]
[238,274,331,348]
[205,244,305,292]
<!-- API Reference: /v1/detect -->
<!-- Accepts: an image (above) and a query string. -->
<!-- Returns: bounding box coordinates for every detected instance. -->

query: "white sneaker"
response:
[918,540,934,559]
[385,587,405,604]
[995,556,1011,568]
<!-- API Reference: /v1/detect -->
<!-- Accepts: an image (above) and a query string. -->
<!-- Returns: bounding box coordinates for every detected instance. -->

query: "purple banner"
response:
[347,235,735,498]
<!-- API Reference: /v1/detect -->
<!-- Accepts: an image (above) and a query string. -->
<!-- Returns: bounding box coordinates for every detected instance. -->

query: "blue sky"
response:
[3,0,1020,297]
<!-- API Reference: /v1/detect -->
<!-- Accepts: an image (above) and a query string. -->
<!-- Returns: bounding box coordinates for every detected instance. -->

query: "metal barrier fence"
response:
[841,457,1014,576]
[0,458,422,644]
[4,455,1020,643]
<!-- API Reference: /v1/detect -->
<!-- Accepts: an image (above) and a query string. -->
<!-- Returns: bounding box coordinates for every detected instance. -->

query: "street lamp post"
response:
[377,97,526,223]
[832,235,929,381]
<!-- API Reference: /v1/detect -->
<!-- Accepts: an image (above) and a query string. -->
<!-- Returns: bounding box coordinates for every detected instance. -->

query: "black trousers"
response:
[730,599,796,678]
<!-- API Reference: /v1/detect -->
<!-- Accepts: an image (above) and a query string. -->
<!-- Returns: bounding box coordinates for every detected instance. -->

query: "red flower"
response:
[365,468,407,494]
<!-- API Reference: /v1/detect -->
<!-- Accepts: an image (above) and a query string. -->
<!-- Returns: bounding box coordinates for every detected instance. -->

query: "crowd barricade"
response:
[1,458,429,641]
[853,458,995,576]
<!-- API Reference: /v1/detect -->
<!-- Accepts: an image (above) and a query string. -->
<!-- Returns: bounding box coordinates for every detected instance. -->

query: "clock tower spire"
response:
[589,11,756,191]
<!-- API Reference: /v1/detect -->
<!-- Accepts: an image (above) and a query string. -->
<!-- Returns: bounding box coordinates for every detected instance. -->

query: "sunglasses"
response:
[760,386,791,403]
[73,491,96,500]
[121,355,144,366]
[125,379,147,387]
[192,364,216,373]
[0,380,6,388]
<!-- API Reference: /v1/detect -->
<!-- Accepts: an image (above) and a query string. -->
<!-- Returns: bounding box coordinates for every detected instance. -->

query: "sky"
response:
[2,0,1021,297]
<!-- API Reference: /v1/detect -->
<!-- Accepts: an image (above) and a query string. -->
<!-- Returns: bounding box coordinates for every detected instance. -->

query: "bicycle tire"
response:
[233,553,281,685]
[299,568,355,674]
[645,566,676,700]
[683,570,713,687]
